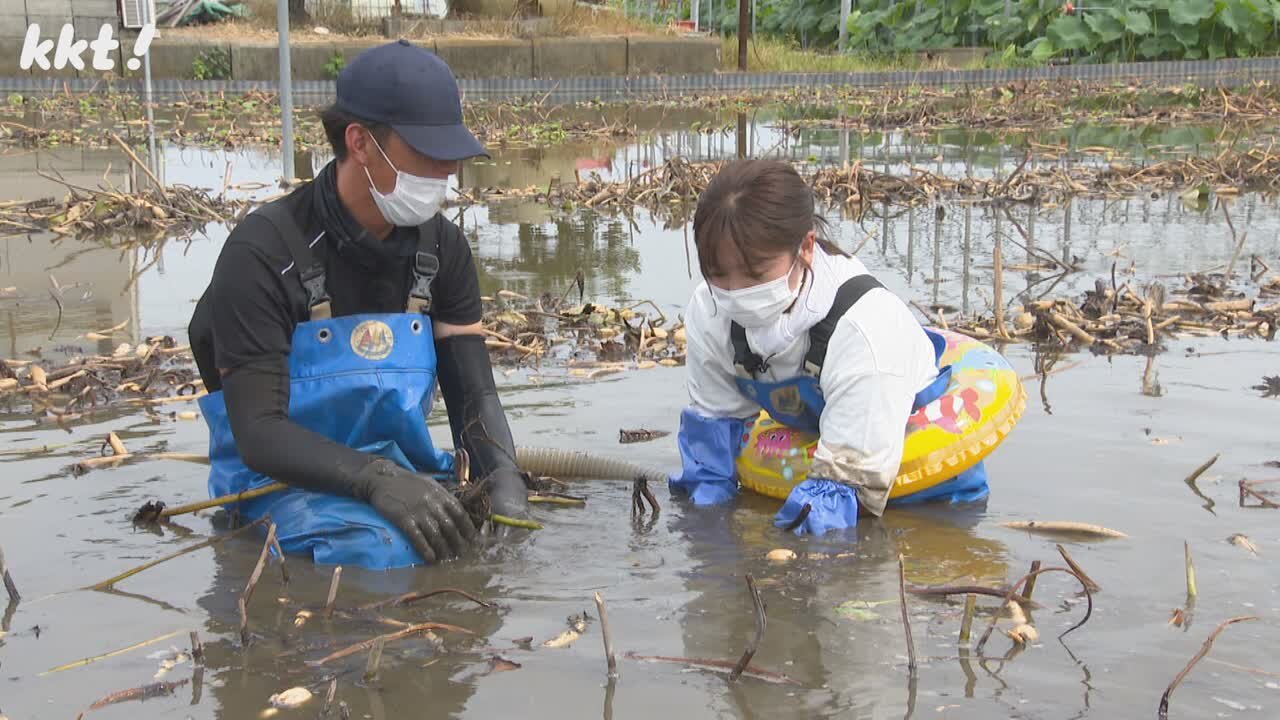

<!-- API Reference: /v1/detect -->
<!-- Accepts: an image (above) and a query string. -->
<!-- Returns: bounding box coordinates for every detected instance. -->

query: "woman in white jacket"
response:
[669,159,989,535]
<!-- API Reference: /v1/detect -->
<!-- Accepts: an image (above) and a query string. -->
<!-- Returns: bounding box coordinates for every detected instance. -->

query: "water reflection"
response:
[4,111,1280,719]
[4,126,1279,360]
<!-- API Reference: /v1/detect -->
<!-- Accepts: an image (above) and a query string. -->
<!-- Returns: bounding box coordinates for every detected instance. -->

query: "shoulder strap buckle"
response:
[254,200,331,320]
[802,359,823,378]
[300,265,332,320]
[730,321,768,378]
[407,221,442,315]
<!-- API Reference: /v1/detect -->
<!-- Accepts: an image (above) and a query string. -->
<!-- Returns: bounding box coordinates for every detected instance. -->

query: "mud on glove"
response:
[352,457,478,564]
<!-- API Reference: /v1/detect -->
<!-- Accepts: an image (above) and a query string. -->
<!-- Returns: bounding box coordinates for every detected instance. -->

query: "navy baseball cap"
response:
[335,39,489,162]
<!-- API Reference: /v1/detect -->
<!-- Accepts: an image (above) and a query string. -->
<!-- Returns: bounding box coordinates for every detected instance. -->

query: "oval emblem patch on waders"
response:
[351,320,395,360]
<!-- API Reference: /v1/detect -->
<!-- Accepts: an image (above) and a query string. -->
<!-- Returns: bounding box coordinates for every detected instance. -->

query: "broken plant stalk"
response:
[1184,541,1198,598]
[190,631,203,665]
[39,629,185,676]
[958,594,978,644]
[144,478,533,531]
[0,542,18,603]
[976,566,1093,654]
[324,566,342,619]
[356,587,493,612]
[1055,544,1101,593]
[239,521,278,645]
[308,622,474,667]
[1158,616,1258,719]
[364,636,387,684]
[594,591,618,678]
[1022,560,1043,600]
[729,574,766,682]
[492,514,542,530]
[624,652,801,685]
[899,554,917,673]
[84,516,269,591]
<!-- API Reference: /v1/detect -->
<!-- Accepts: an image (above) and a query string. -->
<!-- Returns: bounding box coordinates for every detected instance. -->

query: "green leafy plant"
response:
[323,51,345,80]
[743,0,1280,64]
[191,48,232,81]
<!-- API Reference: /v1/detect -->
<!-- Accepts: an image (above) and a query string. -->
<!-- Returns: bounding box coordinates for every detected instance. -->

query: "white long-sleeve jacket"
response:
[684,248,938,516]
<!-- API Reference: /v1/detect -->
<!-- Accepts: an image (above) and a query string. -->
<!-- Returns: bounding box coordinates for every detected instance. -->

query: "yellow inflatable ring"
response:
[736,328,1026,501]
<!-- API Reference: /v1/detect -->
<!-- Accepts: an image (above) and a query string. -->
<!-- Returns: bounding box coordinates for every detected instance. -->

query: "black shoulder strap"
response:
[730,322,768,378]
[407,216,443,315]
[803,274,884,375]
[255,201,331,320]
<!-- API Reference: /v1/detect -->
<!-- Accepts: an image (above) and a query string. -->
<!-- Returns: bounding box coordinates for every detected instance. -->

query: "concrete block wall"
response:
[2,0,119,38]
[0,12,721,81]
[140,35,719,81]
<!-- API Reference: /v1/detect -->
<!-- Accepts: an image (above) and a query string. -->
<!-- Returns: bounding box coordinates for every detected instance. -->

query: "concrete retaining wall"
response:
[435,38,533,80]
[0,30,720,81]
[627,36,721,76]
[533,36,628,77]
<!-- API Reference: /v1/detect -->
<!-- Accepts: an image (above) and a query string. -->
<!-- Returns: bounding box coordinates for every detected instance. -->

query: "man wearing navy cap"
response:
[188,41,529,570]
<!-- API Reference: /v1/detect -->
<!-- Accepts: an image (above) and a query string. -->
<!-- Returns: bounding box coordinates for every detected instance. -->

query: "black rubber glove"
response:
[222,360,476,563]
[351,457,477,563]
[435,334,530,521]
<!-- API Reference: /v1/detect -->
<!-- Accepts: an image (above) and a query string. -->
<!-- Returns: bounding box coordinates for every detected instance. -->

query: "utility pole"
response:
[838,0,851,52]
[277,0,295,184]
[737,0,748,70]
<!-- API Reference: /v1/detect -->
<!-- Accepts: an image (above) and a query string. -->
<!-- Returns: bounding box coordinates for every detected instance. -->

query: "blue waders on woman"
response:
[676,275,990,534]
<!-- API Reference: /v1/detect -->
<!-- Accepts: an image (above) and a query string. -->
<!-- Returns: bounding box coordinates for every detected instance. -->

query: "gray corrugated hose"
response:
[514,447,669,484]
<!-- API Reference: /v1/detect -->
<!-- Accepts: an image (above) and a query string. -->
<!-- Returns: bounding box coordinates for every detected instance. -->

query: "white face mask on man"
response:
[363,133,448,227]
[709,258,802,329]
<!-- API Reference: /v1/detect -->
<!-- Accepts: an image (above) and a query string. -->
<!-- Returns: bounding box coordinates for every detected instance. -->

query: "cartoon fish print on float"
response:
[756,429,796,459]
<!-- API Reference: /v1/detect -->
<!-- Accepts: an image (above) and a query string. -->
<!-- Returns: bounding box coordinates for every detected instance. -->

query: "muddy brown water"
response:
[1,119,1278,719]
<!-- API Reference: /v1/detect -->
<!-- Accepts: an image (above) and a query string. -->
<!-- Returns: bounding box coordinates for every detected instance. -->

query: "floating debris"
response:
[86,679,189,710]
[1005,623,1039,646]
[542,629,579,649]
[765,549,796,563]
[0,90,637,153]
[456,148,1280,222]
[0,164,247,242]
[1227,534,1259,556]
[618,428,670,444]
[2,335,202,430]
[1253,375,1280,398]
[8,81,1280,154]
[488,656,522,673]
[479,294,686,369]
[268,687,312,709]
[835,600,893,622]
[955,273,1277,356]
[1000,521,1128,539]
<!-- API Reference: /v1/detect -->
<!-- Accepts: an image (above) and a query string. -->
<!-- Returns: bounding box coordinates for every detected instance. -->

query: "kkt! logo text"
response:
[20,23,155,72]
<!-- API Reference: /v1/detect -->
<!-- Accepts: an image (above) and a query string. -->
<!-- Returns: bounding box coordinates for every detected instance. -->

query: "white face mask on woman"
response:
[363,133,448,227]
[709,258,801,329]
